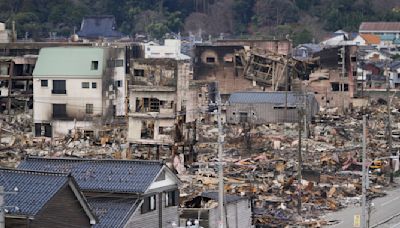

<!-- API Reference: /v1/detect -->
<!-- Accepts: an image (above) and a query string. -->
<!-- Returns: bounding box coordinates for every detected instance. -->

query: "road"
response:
[323,184,400,228]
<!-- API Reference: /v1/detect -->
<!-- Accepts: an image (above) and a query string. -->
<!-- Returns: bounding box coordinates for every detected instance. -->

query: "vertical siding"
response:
[31,184,91,228]
[207,200,252,228]
[125,192,179,228]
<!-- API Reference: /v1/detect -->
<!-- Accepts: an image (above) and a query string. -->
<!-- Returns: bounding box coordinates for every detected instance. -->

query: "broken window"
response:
[239,112,248,123]
[134,69,145,77]
[82,82,90,88]
[165,190,179,207]
[141,120,154,139]
[86,104,93,114]
[52,80,66,94]
[141,195,156,214]
[115,80,122,88]
[91,61,99,70]
[159,127,166,135]
[52,104,67,119]
[107,59,123,68]
[206,57,216,63]
[34,123,52,137]
[331,82,340,91]
[92,82,97,89]
[41,80,48,87]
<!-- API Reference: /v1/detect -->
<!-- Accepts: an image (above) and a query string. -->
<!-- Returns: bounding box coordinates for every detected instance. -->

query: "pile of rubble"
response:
[178,102,399,226]
[0,113,129,167]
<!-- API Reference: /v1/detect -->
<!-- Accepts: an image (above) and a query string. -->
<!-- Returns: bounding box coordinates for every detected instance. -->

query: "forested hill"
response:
[0,0,400,43]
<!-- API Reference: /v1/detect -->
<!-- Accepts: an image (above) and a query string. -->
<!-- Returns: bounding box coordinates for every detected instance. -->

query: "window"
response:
[86,104,93,114]
[206,57,216,63]
[239,112,248,123]
[273,106,296,110]
[165,190,179,207]
[134,69,145,77]
[115,80,122,88]
[107,59,123,68]
[52,80,66,94]
[52,104,67,119]
[41,80,48,87]
[82,82,90,88]
[159,127,166,134]
[141,195,156,214]
[92,82,97,89]
[91,61,98,70]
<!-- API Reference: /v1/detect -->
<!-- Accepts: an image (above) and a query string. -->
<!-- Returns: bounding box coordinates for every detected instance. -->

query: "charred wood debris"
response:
[0,101,399,227]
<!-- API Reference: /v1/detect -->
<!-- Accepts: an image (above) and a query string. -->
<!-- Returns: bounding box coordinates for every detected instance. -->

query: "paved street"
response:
[323,182,400,228]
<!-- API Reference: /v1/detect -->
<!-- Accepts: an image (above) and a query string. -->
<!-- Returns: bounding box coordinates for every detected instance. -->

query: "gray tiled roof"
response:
[228,92,310,105]
[77,15,124,39]
[0,169,69,216]
[89,197,140,228]
[18,157,164,193]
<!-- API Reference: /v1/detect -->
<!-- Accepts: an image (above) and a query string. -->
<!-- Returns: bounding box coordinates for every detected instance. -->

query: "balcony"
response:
[52,90,66,94]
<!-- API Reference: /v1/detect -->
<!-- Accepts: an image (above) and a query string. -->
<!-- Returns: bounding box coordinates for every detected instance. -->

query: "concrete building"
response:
[226,92,319,124]
[0,22,12,43]
[127,58,192,154]
[33,46,126,137]
[144,39,190,60]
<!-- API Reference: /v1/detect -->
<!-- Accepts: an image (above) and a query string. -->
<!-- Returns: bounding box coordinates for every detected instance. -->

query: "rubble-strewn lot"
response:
[180,102,400,227]
[1,101,400,227]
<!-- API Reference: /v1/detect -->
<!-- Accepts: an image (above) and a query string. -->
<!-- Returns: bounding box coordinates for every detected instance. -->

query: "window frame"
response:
[41,80,48,87]
[91,61,99,70]
[141,195,157,214]
[82,82,90,89]
[92,82,97,89]
[86,104,93,114]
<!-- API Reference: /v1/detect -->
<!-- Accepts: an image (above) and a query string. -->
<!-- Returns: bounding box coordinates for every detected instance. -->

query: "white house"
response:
[33,46,126,137]
[144,39,190,60]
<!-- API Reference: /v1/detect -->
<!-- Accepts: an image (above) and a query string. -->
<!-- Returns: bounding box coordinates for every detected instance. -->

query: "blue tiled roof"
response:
[18,157,164,193]
[0,169,68,216]
[89,198,140,228]
[77,15,124,39]
[228,92,312,105]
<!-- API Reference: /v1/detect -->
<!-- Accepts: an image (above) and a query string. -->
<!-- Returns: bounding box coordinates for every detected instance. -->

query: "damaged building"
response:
[226,91,319,124]
[33,46,127,137]
[127,58,193,156]
[0,55,36,113]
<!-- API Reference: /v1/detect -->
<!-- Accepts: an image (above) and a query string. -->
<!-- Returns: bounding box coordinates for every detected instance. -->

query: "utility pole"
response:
[385,61,394,183]
[216,88,225,228]
[361,115,367,228]
[297,107,303,215]
[341,46,346,113]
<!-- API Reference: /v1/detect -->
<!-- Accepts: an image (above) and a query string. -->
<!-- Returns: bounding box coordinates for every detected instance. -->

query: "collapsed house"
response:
[226,92,319,124]
[33,46,127,137]
[18,157,181,228]
[0,168,97,228]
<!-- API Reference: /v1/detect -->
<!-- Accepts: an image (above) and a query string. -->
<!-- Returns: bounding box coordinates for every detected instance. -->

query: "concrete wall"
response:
[33,78,103,121]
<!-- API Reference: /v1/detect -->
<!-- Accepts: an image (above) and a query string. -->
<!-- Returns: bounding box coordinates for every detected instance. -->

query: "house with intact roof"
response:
[77,15,124,40]
[359,22,400,46]
[33,46,127,138]
[18,157,181,228]
[0,168,96,228]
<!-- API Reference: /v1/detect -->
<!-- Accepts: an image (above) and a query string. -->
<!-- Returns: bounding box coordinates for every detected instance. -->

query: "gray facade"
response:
[226,92,319,124]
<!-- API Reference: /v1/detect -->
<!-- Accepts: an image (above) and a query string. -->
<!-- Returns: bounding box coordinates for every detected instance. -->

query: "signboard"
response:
[353,214,361,227]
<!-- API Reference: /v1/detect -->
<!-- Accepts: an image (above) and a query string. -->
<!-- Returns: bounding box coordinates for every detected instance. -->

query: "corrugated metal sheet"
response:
[229,91,308,105]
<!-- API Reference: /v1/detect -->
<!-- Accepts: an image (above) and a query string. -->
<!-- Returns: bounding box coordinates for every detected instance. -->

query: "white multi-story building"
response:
[33,46,126,137]
[144,39,190,60]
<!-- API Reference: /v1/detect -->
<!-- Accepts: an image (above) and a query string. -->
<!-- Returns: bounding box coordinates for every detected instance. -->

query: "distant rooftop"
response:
[77,15,124,39]
[360,22,400,32]
[18,156,165,193]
